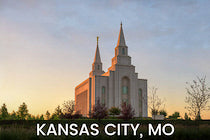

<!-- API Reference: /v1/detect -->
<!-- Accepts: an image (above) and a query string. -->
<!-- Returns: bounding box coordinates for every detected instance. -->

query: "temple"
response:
[75,23,148,117]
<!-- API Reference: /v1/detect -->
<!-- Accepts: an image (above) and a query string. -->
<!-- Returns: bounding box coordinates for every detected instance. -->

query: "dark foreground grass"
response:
[0,120,210,140]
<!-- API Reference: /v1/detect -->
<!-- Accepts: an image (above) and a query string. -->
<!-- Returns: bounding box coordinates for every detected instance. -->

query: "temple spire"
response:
[117,22,126,46]
[90,36,104,77]
[94,36,101,63]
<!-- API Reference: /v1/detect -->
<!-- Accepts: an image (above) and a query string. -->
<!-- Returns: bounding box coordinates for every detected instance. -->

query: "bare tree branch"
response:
[185,76,210,120]
[148,87,165,115]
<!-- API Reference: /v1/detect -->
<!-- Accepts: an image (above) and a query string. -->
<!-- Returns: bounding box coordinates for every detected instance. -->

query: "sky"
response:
[0,0,210,119]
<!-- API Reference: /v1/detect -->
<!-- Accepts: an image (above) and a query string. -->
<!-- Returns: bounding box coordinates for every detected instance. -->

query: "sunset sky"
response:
[0,0,210,119]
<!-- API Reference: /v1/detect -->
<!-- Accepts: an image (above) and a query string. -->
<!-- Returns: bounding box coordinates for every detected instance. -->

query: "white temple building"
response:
[75,23,148,117]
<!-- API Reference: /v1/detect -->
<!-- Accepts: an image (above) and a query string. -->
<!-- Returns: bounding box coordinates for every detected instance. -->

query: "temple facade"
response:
[75,24,148,117]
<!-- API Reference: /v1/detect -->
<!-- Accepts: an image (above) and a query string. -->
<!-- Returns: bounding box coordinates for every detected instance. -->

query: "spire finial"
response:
[120,22,122,27]
[97,36,99,46]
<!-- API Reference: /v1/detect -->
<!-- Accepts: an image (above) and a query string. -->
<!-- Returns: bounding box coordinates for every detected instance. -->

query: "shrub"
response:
[72,111,82,119]
[120,102,135,120]
[168,112,180,119]
[159,109,167,117]
[109,107,121,117]
[91,99,108,120]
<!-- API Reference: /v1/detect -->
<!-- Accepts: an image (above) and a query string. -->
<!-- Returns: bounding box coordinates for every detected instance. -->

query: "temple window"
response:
[122,86,128,94]
[122,48,125,55]
[121,77,130,104]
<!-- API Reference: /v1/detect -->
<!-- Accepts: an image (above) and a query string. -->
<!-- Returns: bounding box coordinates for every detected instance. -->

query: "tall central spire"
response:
[94,36,101,63]
[117,22,126,47]
[111,23,130,67]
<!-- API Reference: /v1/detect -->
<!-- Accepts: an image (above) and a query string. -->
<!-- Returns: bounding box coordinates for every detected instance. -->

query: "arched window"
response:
[121,77,130,104]
[101,87,105,105]
[98,65,100,70]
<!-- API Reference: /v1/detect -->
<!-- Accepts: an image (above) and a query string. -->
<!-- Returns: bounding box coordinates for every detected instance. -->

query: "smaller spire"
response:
[117,22,126,46]
[94,36,101,63]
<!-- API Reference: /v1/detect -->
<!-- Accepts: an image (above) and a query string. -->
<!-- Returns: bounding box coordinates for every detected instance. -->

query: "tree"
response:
[62,100,75,114]
[148,87,165,116]
[91,99,108,120]
[51,114,60,120]
[54,105,62,116]
[0,103,9,119]
[109,107,121,117]
[184,113,189,120]
[17,102,29,120]
[159,109,167,117]
[45,110,51,120]
[120,102,135,120]
[61,100,75,119]
[185,76,210,120]
[149,87,166,120]
[151,109,158,115]
[27,114,36,120]
[39,114,44,120]
[10,111,18,120]
[168,112,180,119]
[51,105,62,120]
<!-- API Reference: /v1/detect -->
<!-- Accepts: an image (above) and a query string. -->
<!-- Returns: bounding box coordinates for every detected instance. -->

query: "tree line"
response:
[0,76,209,120]
[0,99,135,120]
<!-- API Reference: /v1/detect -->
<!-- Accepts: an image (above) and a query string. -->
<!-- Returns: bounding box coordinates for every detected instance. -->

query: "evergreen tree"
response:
[17,102,29,120]
[45,110,51,120]
[27,114,33,120]
[51,114,60,120]
[51,105,62,119]
[10,111,18,120]
[39,114,44,120]
[0,103,9,119]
